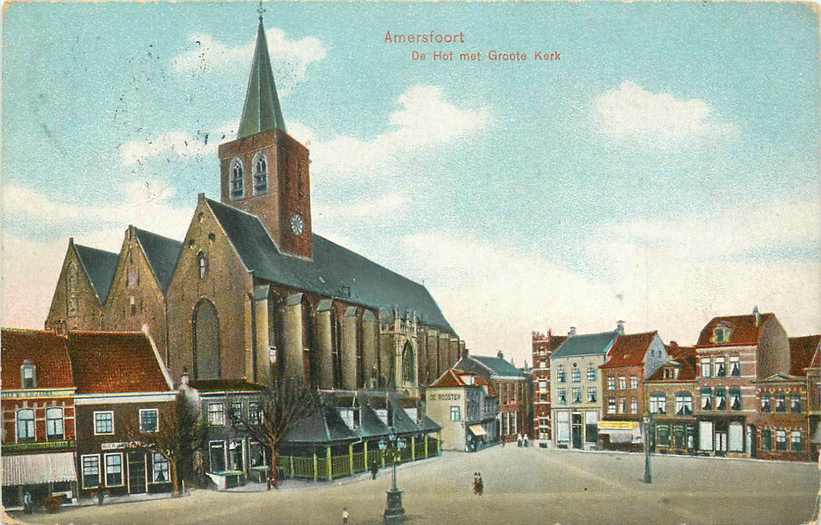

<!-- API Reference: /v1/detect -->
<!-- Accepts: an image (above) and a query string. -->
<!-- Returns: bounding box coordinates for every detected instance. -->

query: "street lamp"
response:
[642,413,654,483]
[379,427,407,525]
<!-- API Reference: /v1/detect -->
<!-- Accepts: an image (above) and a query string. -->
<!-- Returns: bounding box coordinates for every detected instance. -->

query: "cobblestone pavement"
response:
[16,447,820,525]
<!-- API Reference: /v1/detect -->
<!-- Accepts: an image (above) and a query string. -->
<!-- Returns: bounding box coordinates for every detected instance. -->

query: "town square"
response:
[1,2,818,524]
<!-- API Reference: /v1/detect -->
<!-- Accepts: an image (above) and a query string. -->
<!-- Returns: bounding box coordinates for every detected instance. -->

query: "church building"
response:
[45,14,464,399]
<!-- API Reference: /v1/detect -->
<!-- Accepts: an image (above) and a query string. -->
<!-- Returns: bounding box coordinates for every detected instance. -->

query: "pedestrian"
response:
[23,490,32,514]
[524,435,529,448]
[517,434,522,447]
[370,458,379,480]
[472,472,479,495]
[342,507,350,525]
[476,472,484,496]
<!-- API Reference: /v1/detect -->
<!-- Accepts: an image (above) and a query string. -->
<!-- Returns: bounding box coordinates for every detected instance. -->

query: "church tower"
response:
[217,13,312,259]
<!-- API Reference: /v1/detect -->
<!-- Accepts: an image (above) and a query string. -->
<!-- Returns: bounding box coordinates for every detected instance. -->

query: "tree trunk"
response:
[170,457,180,497]
[270,449,279,489]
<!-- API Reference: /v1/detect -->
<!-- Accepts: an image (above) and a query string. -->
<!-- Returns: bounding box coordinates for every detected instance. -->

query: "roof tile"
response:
[1,329,74,389]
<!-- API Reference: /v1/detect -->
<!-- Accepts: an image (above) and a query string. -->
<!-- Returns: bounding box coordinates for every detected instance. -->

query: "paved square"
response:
[20,447,820,525]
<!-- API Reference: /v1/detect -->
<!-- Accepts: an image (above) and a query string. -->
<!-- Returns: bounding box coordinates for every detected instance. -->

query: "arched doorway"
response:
[193,299,220,379]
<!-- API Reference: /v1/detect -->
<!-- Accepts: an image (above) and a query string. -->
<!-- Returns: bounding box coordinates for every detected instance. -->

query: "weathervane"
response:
[257,0,265,21]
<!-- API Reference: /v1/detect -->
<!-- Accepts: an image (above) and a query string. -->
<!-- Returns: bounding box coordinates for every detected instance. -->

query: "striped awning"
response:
[2,452,77,486]
[468,425,487,437]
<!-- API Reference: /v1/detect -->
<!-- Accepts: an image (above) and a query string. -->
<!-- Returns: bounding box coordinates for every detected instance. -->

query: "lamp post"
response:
[642,413,654,483]
[379,427,407,525]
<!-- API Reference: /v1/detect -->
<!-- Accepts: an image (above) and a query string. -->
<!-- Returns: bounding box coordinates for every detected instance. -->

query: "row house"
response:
[1,329,78,510]
[804,336,821,458]
[69,331,177,499]
[693,308,789,457]
[427,369,499,451]
[644,344,699,454]
[598,331,668,450]
[551,327,620,449]
[752,335,820,461]
[531,331,567,442]
[454,352,527,442]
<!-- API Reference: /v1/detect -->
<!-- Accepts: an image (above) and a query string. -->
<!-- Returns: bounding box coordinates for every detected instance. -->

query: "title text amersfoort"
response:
[384,31,561,62]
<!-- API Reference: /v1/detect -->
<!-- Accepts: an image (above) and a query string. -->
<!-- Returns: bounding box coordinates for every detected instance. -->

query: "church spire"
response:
[237,8,287,139]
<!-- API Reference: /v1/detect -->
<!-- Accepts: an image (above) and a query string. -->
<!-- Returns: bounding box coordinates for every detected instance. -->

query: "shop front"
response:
[1,451,78,510]
[597,420,641,451]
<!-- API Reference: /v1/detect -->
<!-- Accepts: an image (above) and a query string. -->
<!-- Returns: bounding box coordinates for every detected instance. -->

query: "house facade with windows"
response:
[453,352,526,443]
[802,336,821,459]
[751,335,819,461]
[550,327,619,449]
[426,369,498,451]
[69,331,177,498]
[1,329,79,511]
[643,344,699,454]
[694,308,790,457]
[598,331,668,450]
[531,330,567,442]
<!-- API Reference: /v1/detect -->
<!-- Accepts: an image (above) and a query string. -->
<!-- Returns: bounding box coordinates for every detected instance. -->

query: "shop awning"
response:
[468,425,487,437]
[2,452,77,486]
[597,421,640,431]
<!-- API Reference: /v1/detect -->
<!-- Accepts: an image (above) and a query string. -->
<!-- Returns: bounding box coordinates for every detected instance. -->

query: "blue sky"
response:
[2,2,818,364]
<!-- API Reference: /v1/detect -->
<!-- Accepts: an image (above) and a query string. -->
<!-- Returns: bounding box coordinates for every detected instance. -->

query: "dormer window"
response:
[21,360,36,388]
[230,158,244,200]
[714,326,731,344]
[253,152,268,194]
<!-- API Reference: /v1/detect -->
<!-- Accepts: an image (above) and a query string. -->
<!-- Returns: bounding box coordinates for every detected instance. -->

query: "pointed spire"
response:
[237,13,287,139]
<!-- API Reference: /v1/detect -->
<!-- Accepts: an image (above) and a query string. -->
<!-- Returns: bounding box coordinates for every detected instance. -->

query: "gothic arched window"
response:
[193,299,220,380]
[230,158,244,200]
[197,252,208,280]
[253,152,268,195]
[402,342,415,385]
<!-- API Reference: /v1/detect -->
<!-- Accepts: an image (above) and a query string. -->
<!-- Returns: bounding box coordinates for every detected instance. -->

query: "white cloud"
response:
[1,182,194,329]
[593,81,738,145]
[314,192,409,221]
[171,29,326,93]
[119,121,237,167]
[310,85,491,178]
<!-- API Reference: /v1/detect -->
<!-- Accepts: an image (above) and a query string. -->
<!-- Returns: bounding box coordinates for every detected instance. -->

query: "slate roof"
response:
[454,356,523,379]
[68,331,172,394]
[601,332,658,369]
[238,18,287,138]
[695,313,776,348]
[284,403,358,444]
[648,346,697,382]
[187,379,265,392]
[552,331,618,359]
[789,335,821,376]
[207,198,453,332]
[134,228,183,292]
[1,329,74,390]
[74,244,119,303]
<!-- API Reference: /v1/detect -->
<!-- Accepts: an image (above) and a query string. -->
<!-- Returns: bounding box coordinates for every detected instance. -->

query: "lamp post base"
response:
[383,488,405,525]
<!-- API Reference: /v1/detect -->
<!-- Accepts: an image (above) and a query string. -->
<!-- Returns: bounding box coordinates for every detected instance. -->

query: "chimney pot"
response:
[568,327,577,336]
[616,320,625,335]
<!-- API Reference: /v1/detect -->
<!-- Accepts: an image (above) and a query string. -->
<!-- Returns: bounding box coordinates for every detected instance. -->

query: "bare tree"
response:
[124,392,207,496]
[228,378,321,489]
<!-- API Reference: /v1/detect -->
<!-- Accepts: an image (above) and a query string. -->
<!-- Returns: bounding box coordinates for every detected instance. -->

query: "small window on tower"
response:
[253,152,268,195]
[230,158,244,200]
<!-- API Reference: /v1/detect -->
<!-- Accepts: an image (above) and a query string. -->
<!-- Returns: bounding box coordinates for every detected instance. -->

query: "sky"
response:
[2,2,819,367]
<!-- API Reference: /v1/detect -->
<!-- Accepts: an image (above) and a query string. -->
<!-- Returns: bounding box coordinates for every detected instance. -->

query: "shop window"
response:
[16,409,35,441]
[105,453,123,486]
[208,402,225,426]
[46,407,64,440]
[94,411,114,435]
[776,430,787,451]
[82,455,100,488]
[791,431,803,451]
[657,424,670,447]
[139,409,159,433]
[152,453,170,483]
[762,428,772,451]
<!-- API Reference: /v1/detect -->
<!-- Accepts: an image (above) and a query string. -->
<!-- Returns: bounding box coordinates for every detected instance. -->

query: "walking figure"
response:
[342,507,350,525]
[370,458,379,480]
[23,491,32,514]
[473,472,484,496]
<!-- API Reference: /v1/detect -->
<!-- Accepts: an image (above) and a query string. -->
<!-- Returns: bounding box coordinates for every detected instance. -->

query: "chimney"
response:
[497,350,504,359]
[753,305,761,326]
[616,320,625,335]
[568,326,576,336]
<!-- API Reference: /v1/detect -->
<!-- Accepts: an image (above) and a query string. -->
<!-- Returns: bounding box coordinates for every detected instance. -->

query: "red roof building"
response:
[644,343,699,454]
[531,330,567,441]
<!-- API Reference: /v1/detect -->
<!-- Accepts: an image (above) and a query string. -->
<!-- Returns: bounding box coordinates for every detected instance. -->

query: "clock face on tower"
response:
[289,213,305,236]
